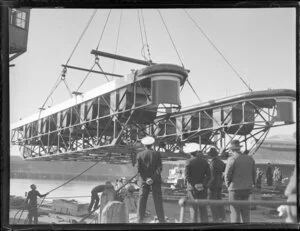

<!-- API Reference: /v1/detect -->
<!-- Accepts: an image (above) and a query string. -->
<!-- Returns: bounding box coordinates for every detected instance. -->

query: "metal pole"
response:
[61,64,123,78]
[91,50,154,66]
[180,199,297,207]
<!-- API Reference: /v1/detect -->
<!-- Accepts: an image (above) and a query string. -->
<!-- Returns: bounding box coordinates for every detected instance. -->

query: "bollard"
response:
[97,190,115,223]
[101,201,126,223]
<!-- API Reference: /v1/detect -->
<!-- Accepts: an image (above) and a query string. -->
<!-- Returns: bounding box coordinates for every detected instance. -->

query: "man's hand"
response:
[146,178,153,185]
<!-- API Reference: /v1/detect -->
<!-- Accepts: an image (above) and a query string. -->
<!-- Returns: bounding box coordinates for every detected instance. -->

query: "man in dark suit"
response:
[136,136,165,223]
[184,143,211,223]
[207,147,226,222]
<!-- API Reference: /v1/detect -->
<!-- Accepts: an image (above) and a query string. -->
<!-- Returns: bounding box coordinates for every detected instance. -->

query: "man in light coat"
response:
[224,140,255,223]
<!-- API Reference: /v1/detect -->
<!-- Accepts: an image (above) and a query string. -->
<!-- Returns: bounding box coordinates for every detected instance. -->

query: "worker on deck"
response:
[136,136,165,223]
[184,143,211,223]
[25,184,49,224]
[88,181,115,213]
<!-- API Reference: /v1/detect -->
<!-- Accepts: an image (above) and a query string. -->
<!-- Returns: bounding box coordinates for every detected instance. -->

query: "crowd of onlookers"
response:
[23,136,296,224]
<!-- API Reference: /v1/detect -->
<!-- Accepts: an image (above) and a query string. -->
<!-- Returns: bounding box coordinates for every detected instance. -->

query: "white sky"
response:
[9,8,296,156]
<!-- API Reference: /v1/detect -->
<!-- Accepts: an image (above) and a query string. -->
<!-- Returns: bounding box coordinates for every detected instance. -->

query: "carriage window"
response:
[10,9,27,29]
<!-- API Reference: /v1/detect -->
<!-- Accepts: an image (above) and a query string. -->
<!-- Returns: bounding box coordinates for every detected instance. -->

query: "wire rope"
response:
[183,9,252,92]
[95,9,112,51]
[157,9,184,68]
[140,9,152,62]
[76,63,97,92]
[112,9,123,75]
[137,10,146,60]
[39,9,97,115]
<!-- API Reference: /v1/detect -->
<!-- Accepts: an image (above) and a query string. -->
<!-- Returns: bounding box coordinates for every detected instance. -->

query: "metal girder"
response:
[11,88,296,163]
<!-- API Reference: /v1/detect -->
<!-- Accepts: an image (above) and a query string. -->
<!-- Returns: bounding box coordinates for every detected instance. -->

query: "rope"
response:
[47,160,101,194]
[63,79,73,98]
[65,9,97,65]
[158,9,184,68]
[186,79,202,102]
[40,76,63,111]
[183,9,253,92]
[96,63,110,82]
[14,160,102,224]
[112,9,123,75]
[140,9,152,62]
[95,9,112,51]
[76,63,96,92]
[37,10,97,121]
[137,10,146,60]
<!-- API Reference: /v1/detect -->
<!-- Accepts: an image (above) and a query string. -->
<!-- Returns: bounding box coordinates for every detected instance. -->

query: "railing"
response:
[178,197,297,223]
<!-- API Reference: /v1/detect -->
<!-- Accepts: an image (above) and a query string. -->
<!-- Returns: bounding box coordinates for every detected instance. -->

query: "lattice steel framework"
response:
[11,86,295,163]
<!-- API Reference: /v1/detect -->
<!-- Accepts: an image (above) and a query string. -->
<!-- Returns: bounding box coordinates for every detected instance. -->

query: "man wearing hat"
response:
[224,140,256,223]
[136,136,165,223]
[25,184,49,224]
[184,143,211,223]
[207,147,226,222]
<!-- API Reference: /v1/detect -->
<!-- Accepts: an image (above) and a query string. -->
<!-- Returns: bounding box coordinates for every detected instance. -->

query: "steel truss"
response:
[11,88,295,163]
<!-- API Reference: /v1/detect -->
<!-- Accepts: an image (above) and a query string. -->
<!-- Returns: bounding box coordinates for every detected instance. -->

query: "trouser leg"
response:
[209,189,219,222]
[217,188,226,220]
[94,194,100,210]
[209,188,225,221]
[137,183,150,223]
[33,209,38,224]
[27,211,33,224]
[152,182,165,223]
[187,190,198,222]
[229,191,240,223]
[198,190,208,223]
[240,191,250,223]
[88,192,96,212]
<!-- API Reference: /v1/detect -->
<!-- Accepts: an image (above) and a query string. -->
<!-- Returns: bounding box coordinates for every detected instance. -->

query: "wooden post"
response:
[101,201,126,223]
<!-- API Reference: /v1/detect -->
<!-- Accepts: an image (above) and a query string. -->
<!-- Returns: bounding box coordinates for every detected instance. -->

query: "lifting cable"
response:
[77,9,111,91]
[39,9,98,114]
[112,9,123,75]
[76,63,97,92]
[66,9,98,66]
[157,9,185,68]
[95,9,112,51]
[183,9,253,92]
[137,10,146,60]
[140,10,152,63]
[63,79,74,98]
[156,9,222,128]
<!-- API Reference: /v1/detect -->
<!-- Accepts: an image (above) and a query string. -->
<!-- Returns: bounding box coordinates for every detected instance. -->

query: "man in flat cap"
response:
[136,136,165,223]
[224,140,256,223]
[207,147,226,222]
[184,143,211,223]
